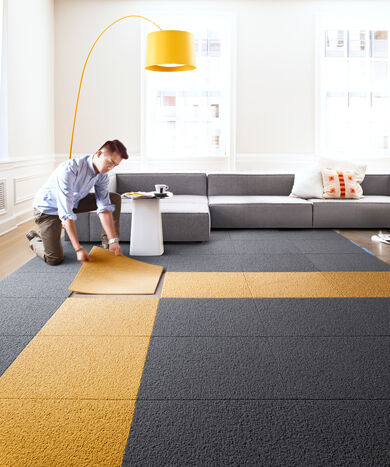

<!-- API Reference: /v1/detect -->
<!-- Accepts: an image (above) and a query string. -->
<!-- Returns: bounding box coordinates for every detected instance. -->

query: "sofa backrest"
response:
[208,173,390,196]
[361,174,390,195]
[116,173,208,195]
[207,174,295,196]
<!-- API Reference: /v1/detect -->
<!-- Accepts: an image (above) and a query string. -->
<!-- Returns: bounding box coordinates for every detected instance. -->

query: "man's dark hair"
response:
[99,139,129,160]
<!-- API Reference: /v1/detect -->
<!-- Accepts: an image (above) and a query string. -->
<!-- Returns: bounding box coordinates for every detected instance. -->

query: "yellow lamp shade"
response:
[145,30,196,72]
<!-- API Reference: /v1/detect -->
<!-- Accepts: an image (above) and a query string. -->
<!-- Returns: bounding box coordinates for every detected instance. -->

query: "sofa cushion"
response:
[116,173,207,196]
[209,195,310,205]
[208,174,295,196]
[208,195,312,228]
[361,175,390,195]
[310,195,390,228]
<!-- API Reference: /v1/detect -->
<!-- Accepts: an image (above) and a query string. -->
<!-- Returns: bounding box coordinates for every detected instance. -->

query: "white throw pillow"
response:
[289,167,323,199]
[319,157,367,183]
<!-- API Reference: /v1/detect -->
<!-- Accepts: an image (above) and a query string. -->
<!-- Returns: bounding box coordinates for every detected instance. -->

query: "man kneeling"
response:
[27,139,128,265]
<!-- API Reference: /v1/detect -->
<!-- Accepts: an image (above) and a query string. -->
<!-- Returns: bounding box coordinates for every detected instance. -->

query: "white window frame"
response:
[316,14,390,158]
[139,8,236,169]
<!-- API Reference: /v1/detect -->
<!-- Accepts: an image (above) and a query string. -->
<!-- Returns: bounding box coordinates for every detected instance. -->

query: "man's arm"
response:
[95,174,122,256]
[99,211,122,256]
[56,162,90,262]
[99,211,116,240]
[64,218,91,262]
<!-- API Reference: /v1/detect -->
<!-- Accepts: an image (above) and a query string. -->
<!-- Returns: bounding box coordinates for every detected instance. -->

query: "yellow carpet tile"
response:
[161,271,390,298]
[0,399,135,467]
[322,271,390,297]
[0,336,149,399]
[244,272,337,298]
[69,246,163,295]
[38,297,159,336]
[161,272,251,298]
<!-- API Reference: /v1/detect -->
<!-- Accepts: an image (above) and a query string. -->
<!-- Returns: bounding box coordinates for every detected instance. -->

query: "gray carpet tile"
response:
[228,229,342,240]
[254,298,390,336]
[0,297,65,335]
[0,272,73,298]
[291,238,364,254]
[231,239,301,254]
[137,337,285,400]
[130,255,169,269]
[166,254,243,272]
[238,253,319,271]
[153,299,268,336]
[209,230,232,240]
[153,298,390,337]
[306,252,390,271]
[0,335,34,376]
[122,400,390,467]
[164,239,235,256]
[268,336,390,399]
[228,229,286,239]
[18,254,82,274]
[20,241,91,273]
[276,229,346,239]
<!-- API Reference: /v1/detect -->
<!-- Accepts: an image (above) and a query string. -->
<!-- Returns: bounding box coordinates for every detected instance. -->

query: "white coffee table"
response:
[129,192,173,256]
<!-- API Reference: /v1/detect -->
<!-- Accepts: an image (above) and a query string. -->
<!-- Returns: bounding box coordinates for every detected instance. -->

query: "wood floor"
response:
[1,220,390,281]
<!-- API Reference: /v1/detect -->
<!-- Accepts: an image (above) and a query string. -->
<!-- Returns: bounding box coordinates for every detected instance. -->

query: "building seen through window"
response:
[320,26,389,156]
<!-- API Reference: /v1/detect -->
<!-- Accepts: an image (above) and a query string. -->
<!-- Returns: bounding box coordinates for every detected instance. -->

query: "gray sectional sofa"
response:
[68,172,390,243]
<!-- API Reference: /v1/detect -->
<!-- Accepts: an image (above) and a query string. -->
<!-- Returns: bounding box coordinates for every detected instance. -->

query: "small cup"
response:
[155,184,169,194]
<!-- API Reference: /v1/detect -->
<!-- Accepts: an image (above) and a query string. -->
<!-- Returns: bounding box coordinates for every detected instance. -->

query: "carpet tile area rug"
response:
[1,229,390,466]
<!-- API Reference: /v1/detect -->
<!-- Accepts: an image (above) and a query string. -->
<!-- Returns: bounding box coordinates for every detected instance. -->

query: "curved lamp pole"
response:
[69,15,196,159]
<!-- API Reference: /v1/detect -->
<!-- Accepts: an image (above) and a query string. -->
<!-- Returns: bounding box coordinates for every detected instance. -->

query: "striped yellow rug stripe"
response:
[0,297,158,466]
[161,271,390,298]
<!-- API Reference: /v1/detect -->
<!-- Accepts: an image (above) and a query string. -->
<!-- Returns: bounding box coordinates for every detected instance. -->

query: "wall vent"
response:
[0,181,6,212]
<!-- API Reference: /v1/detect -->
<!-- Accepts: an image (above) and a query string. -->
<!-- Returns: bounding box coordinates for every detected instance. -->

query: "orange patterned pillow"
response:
[321,168,363,199]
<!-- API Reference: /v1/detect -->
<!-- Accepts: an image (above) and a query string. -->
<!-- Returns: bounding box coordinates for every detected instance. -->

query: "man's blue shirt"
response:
[33,154,115,224]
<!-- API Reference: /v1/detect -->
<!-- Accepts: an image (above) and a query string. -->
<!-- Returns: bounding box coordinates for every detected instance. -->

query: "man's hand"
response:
[109,242,122,256]
[76,248,91,262]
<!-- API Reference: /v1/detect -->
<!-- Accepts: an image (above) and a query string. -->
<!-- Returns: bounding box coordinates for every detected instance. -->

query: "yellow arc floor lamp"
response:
[69,15,196,159]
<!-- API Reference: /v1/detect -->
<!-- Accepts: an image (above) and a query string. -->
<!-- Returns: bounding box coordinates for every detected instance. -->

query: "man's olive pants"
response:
[30,192,121,265]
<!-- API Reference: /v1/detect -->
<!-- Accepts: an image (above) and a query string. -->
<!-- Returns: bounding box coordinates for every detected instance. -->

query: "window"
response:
[141,12,234,161]
[319,24,390,157]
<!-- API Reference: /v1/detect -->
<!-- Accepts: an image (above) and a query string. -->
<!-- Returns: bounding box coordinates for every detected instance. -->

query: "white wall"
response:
[8,0,55,158]
[0,0,56,235]
[53,0,390,169]
[55,0,141,158]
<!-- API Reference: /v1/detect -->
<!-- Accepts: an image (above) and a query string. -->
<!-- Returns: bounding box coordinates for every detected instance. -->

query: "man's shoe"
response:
[26,230,40,241]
